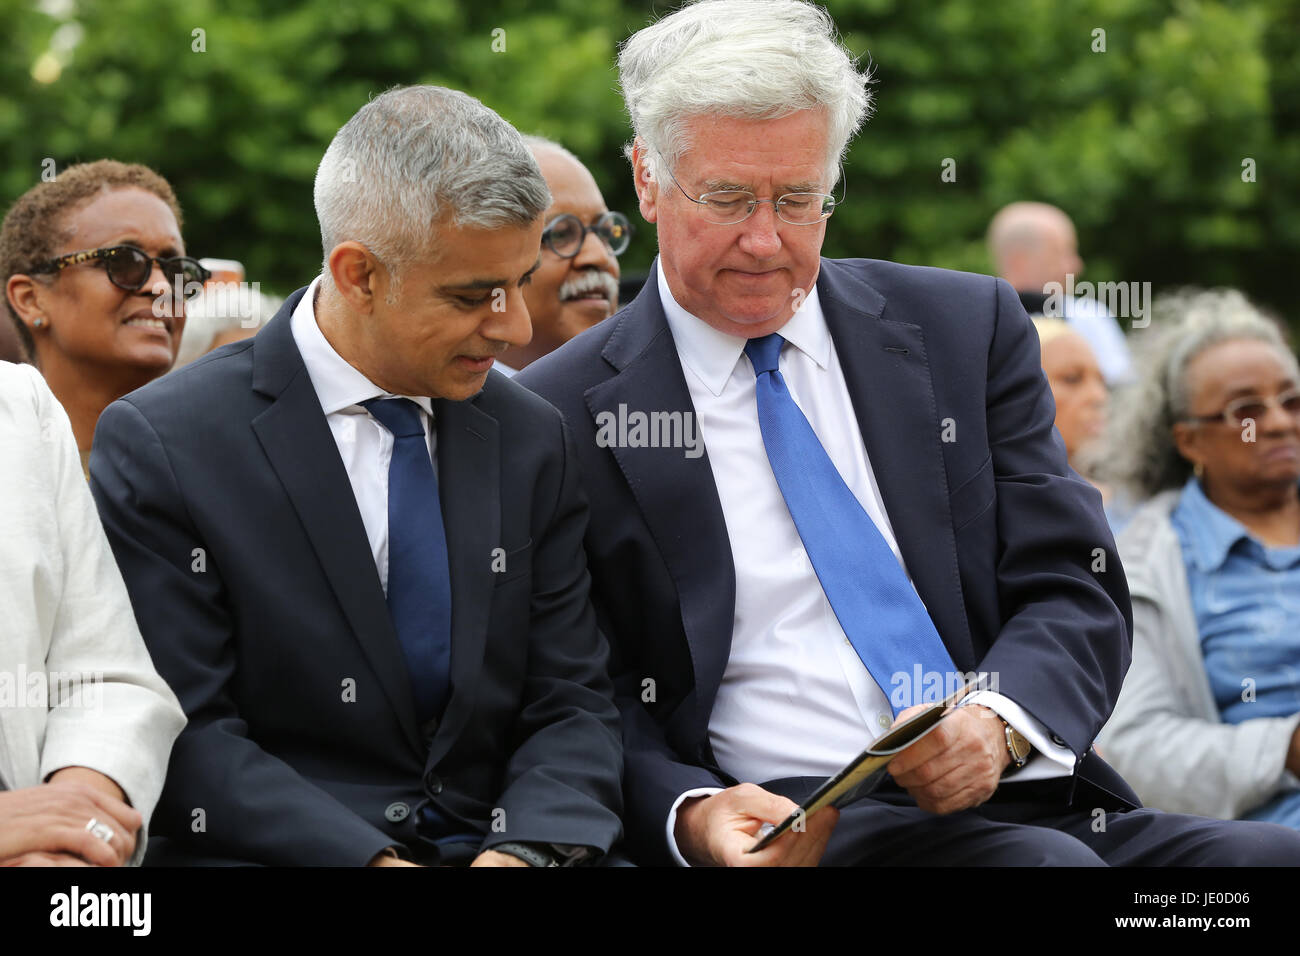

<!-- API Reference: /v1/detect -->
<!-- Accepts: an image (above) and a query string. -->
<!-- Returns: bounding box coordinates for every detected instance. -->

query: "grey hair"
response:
[618,0,873,186]
[1091,288,1298,499]
[313,85,550,283]
[174,286,284,367]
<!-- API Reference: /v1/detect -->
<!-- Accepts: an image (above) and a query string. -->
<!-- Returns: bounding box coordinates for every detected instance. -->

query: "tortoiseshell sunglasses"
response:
[30,244,210,298]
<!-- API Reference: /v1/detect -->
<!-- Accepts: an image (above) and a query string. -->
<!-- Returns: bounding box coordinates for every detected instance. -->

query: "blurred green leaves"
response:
[1,0,1296,331]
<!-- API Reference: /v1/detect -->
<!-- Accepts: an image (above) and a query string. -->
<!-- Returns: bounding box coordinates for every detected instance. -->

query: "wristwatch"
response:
[492,842,560,867]
[1000,718,1032,769]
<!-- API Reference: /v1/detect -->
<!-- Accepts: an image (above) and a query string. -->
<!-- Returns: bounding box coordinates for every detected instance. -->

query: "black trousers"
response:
[762,777,1300,866]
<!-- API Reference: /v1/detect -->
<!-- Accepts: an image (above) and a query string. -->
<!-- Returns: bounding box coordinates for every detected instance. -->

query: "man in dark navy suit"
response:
[518,0,1300,866]
[91,85,622,867]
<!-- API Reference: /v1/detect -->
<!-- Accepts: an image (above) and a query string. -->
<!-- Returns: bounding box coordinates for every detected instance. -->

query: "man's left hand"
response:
[469,849,531,867]
[887,704,1010,814]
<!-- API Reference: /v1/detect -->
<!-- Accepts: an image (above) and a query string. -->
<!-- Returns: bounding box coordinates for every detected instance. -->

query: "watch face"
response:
[1008,729,1031,761]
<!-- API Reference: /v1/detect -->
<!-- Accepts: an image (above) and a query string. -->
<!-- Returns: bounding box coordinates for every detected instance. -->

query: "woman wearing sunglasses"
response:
[1,160,207,477]
[1096,289,1300,829]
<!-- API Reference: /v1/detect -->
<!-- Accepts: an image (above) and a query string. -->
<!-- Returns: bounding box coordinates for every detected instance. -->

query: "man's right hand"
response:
[674,783,839,867]
[0,783,139,867]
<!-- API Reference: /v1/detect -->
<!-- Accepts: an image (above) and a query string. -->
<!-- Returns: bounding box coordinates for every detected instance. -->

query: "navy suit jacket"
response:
[519,258,1142,866]
[90,287,622,865]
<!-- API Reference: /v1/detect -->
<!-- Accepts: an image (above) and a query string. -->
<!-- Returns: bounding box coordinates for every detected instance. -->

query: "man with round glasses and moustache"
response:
[519,0,1300,868]
[497,136,630,376]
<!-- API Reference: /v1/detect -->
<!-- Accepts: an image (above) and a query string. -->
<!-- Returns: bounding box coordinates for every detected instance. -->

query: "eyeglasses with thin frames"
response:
[541,211,633,259]
[29,244,210,298]
[1183,388,1300,428]
[653,150,844,226]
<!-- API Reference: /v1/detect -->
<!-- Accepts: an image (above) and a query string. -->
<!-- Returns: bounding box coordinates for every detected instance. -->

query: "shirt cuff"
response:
[666,787,726,867]
[958,690,1076,780]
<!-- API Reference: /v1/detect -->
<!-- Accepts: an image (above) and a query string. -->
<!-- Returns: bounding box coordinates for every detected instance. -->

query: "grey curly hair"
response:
[1091,288,1297,499]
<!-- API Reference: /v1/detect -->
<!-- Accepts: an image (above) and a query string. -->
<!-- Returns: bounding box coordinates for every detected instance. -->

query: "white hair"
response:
[313,85,550,281]
[174,286,284,367]
[618,0,873,185]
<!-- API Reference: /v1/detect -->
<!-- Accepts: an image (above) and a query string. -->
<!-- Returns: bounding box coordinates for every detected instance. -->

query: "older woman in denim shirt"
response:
[1096,290,1300,825]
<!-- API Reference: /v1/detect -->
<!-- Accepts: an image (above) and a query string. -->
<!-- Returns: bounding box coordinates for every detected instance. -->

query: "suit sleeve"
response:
[610,668,731,865]
[481,417,624,856]
[90,398,398,866]
[973,278,1134,757]
[514,363,731,867]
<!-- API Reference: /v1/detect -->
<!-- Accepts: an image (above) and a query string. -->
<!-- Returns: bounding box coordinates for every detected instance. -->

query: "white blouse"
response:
[0,361,186,864]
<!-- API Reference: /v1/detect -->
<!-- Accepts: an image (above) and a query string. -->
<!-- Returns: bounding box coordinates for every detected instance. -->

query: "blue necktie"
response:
[364,398,452,724]
[745,333,957,715]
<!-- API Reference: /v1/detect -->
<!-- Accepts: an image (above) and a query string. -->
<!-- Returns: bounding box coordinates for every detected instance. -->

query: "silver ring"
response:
[85,818,114,844]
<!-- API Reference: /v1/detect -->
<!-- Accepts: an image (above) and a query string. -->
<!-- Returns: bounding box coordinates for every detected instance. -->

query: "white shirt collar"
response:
[290,276,434,419]
[656,260,830,397]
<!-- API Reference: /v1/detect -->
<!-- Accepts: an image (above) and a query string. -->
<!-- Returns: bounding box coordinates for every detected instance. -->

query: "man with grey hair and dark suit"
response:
[91,85,623,867]
[519,0,1300,866]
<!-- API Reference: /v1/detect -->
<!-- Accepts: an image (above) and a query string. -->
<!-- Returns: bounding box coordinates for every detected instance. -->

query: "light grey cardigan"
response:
[1096,489,1300,819]
[0,362,186,863]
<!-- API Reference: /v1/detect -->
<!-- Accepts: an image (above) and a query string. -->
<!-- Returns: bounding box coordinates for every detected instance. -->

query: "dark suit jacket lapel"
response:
[817,260,976,669]
[584,272,735,742]
[425,397,499,763]
[250,289,425,757]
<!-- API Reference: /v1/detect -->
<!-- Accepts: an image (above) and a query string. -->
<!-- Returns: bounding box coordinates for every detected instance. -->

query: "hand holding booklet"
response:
[747,684,972,853]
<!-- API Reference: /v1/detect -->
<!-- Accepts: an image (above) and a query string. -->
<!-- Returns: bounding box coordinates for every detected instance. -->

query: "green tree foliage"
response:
[1,0,1296,332]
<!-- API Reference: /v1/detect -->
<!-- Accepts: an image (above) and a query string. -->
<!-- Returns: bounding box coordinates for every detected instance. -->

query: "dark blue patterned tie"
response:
[745,333,957,714]
[363,398,452,723]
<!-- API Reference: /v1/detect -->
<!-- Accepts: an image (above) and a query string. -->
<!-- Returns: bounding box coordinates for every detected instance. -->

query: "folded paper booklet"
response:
[747,683,972,853]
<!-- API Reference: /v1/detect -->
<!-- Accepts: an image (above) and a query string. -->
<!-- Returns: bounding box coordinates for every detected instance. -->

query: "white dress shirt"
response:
[290,277,436,594]
[654,266,1074,864]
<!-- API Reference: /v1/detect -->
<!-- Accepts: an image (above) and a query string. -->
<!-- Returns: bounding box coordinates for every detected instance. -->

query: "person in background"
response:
[1032,317,1107,469]
[1,160,207,477]
[1030,316,1133,529]
[1097,289,1300,827]
[989,201,1133,386]
[0,360,185,866]
[496,136,627,376]
[173,277,283,368]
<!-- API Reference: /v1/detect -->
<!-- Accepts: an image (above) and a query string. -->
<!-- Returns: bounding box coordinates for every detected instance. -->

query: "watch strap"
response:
[491,842,560,867]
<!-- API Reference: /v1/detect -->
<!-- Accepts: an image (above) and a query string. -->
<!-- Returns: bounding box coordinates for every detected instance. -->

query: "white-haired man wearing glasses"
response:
[519,0,1300,866]
[91,86,623,867]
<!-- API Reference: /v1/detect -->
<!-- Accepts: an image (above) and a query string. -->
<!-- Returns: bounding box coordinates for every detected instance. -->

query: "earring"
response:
[32,317,44,327]
[1194,462,1204,478]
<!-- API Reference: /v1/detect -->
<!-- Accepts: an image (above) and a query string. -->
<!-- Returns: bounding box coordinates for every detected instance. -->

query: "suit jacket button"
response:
[425,772,443,795]
[385,802,410,822]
